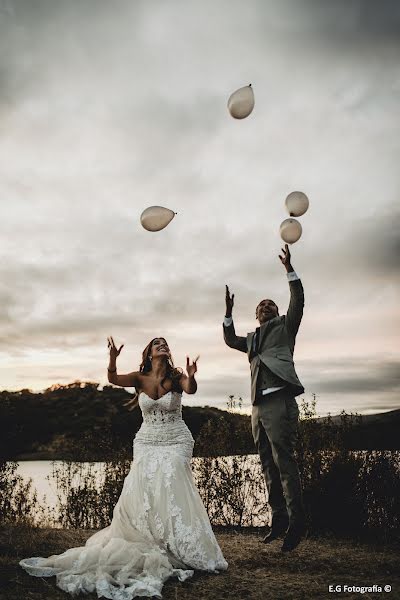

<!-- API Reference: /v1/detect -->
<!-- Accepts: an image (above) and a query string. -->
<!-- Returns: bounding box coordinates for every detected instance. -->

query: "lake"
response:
[16,456,270,527]
[17,461,108,512]
[15,452,400,529]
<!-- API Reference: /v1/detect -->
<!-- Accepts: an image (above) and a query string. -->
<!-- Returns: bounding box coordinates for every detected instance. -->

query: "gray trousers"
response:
[251,388,304,526]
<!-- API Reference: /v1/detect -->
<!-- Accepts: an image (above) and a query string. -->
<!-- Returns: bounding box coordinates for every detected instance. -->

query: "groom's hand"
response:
[279,244,294,273]
[225,285,234,318]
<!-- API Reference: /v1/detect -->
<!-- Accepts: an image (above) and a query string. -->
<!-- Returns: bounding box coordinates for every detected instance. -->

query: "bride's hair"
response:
[130,338,183,406]
[139,337,183,391]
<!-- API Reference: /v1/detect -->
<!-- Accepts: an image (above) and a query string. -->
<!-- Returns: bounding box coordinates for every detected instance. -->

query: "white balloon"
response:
[280,218,302,244]
[285,191,309,217]
[140,206,176,232]
[227,84,255,119]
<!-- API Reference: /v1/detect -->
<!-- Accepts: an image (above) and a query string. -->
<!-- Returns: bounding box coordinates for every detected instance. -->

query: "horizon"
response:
[1,1,399,418]
[1,380,398,418]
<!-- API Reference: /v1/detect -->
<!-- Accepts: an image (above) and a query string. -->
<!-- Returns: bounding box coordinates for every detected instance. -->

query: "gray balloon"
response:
[140,206,176,232]
[227,84,255,119]
[280,218,302,244]
[285,191,309,217]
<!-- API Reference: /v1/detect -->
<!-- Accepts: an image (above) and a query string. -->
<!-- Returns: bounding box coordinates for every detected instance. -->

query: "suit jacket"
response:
[223,278,305,404]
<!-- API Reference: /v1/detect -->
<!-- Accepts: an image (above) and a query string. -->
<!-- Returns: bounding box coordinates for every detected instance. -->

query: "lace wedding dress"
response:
[20,391,228,598]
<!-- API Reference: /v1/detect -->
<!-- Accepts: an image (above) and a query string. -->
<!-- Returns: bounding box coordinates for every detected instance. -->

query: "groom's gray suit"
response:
[223,273,305,528]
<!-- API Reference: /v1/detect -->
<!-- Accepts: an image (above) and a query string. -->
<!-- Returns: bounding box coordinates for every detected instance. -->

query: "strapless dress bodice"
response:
[139,390,183,425]
[134,391,194,450]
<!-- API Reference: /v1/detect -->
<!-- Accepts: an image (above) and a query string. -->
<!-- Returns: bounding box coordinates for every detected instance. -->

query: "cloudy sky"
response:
[1,0,399,416]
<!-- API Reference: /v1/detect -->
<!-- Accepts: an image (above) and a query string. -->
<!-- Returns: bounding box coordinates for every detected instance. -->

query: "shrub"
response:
[0,461,38,526]
[193,455,269,527]
[51,459,131,529]
[2,396,399,539]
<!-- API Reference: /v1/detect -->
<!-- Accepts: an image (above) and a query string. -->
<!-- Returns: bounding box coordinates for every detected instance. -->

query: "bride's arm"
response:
[107,336,140,388]
[180,356,199,395]
[108,369,141,388]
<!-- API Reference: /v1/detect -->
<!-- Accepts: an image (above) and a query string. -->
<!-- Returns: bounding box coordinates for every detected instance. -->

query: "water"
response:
[16,453,400,528]
[16,456,268,527]
[17,461,107,512]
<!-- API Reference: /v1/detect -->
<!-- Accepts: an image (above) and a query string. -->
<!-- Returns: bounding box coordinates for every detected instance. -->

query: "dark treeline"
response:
[0,382,253,461]
[0,382,399,461]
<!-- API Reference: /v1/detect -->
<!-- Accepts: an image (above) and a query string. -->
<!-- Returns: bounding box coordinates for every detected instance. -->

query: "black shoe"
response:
[262,519,289,544]
[281,522,307,552]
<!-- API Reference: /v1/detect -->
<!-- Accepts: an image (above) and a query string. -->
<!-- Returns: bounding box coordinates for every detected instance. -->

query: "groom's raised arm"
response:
[286,274,304,338]
[223,285,247,353]
[279,245,304,339]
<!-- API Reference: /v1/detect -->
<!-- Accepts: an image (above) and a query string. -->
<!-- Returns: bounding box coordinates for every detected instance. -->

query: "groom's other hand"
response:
[225,285,234,318]
[279,243,294,273]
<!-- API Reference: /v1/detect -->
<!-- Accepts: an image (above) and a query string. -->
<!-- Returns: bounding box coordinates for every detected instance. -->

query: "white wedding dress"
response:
[20,391,228,598]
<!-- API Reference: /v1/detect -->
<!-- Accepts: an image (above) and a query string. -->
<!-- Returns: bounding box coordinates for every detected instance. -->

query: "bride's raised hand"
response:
[107,336,124,359]
[186,355,200,378]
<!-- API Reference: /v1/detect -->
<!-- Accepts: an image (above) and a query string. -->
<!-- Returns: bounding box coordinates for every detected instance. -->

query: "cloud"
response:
[0,1,399,415]
[303,359,400,394]
[260,0,400,38]
[298,206,400,290]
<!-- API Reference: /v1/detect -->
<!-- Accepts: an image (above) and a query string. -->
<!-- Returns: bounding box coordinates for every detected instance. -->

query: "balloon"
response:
[280,218,302,244]
[285,191,309,217]
[227,84,254,119]
[140,206,176,232]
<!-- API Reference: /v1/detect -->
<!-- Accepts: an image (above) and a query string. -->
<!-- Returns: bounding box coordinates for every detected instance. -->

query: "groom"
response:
[223,244,306,552]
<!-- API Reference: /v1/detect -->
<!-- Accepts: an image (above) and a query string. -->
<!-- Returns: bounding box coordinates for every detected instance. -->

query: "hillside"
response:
[0,383,398,461]
[0,382,253,461]
[316,409,400,450]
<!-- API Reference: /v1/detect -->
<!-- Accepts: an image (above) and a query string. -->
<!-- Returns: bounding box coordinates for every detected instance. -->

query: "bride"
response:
[20,336,228,598]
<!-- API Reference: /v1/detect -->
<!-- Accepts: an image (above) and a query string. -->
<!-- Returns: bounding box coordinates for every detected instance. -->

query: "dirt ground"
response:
[1,526,399,600]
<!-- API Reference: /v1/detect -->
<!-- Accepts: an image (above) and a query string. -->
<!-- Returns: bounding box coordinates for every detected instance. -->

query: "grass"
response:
[1,525,399,600]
